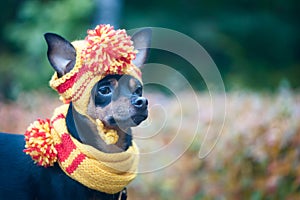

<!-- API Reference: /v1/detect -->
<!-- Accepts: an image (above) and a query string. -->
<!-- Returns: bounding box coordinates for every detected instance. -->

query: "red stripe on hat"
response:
[65,153,86,174]
[71,75,93,102]
[56,73,77,94]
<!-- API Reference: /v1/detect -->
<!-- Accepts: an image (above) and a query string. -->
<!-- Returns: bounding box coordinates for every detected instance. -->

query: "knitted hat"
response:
[49,25,142,116]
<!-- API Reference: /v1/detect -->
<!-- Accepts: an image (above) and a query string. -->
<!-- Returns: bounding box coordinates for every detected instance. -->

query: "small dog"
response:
[0,25,151,200]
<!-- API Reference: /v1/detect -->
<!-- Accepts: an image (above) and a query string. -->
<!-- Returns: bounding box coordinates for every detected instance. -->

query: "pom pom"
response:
[84,24,137,75]
[104,130,119,145]
[24,119,57,167]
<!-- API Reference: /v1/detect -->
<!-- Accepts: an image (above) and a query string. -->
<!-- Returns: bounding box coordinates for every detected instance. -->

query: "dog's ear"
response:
[44,33,76,77]
[131,28,152,68]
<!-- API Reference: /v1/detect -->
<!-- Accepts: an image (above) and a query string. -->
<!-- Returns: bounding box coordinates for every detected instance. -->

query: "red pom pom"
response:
[24,119,57,167]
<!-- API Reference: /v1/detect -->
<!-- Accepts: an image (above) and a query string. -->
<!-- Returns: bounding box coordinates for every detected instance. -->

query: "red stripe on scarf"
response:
[65,153,86,174]
[55,133,77,163]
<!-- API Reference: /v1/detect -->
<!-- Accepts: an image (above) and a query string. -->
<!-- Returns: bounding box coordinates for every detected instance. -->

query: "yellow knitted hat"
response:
[49,24,142,116]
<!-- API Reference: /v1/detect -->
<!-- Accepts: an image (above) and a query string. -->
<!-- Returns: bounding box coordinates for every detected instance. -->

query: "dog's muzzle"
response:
[131,97,148,125]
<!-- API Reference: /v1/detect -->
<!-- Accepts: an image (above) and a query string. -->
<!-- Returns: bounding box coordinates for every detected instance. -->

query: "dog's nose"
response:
[132,97,148,109]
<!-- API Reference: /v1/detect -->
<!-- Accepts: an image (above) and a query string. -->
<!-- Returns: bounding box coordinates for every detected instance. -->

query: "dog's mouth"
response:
[105,113,148,128]
[131,114,148,125]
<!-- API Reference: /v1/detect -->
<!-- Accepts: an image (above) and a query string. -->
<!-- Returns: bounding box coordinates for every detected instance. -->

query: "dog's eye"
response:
[98,86,111,95]
[134,87,143,96]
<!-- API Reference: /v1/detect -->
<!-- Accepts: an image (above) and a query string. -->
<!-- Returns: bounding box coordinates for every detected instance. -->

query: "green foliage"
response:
[123,0,300,90]
[0,0,94,100]
[5,0,95,54]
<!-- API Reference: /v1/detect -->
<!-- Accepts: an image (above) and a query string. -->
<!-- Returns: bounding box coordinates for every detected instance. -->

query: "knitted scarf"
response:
[24,104,139,194]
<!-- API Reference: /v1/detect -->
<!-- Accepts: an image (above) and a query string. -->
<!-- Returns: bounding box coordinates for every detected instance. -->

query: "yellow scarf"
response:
[24,104,139,194]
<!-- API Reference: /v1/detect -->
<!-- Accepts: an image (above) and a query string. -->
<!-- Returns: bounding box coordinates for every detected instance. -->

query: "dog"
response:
[0,25,151,200]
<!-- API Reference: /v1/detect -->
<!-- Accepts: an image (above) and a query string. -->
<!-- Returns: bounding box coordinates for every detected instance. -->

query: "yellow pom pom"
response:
[103,130,119,145]
[96,119,119,145]
[23,119,57,167]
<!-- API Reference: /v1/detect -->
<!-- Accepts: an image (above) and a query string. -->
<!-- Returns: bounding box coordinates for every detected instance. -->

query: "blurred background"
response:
[0,0,300,199]
[1,0,299,99]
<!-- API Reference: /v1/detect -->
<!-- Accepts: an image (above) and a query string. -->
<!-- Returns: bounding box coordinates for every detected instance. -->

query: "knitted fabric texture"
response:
[24,104,139,194]
[24,25,141,193]
[49,24,142,116]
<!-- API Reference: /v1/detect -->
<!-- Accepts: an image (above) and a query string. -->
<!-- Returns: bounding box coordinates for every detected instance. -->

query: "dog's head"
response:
[88,74,148,129]
[45,25,151,132]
